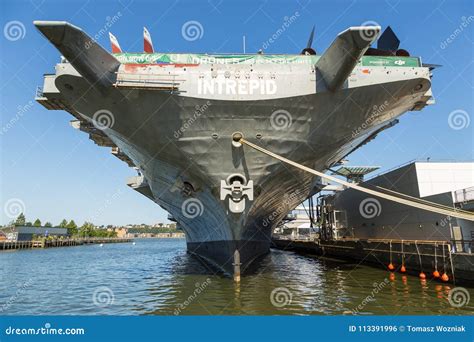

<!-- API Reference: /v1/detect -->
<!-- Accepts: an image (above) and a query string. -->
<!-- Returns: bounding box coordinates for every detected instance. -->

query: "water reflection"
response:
[140,243,474,316]
[0,239,473,315]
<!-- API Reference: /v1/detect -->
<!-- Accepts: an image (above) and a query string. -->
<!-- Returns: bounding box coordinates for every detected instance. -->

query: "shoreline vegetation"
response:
[0,213,182,243]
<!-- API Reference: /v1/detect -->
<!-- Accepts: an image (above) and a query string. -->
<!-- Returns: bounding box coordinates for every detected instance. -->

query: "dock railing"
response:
[272,235,473,254]
[0,237,133,250]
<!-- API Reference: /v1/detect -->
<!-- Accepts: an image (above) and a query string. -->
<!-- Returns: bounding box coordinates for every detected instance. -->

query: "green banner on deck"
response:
[114,53,420,68]
[361,56,420,67]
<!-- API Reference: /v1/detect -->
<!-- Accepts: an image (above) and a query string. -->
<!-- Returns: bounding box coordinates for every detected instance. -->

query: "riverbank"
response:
[0,237,132,251]
[127,233,185,239]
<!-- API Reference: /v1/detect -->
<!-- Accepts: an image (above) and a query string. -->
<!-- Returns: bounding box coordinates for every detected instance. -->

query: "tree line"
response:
[11,213,116,238]
[127,226,178,234]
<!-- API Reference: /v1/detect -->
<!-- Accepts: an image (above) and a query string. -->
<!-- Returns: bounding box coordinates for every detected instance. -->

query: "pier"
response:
[0,237,133,251]
[272,237,474,286]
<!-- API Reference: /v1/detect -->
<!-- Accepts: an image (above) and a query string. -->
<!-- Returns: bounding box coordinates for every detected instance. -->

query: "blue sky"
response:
[1,0,473,226]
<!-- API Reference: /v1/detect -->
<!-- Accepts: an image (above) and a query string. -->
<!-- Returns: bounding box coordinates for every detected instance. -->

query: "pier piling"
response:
[233,249,241,282]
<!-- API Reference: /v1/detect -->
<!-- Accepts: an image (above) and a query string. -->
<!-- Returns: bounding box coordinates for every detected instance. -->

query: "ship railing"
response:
[454,187,474,204]
[114,71,184,91]
[331,237,473,254]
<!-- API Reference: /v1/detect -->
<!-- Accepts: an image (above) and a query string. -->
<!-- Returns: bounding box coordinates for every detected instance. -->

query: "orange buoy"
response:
[419,272,426,279]
[433,244,440,279]
[388,241,395,271]
[400,265,406,273]
[441,273,449,282]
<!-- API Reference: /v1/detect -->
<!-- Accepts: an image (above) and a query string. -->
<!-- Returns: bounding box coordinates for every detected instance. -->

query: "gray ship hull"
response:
[187,240,270,275]
[49,69,430,275]
[34,21,434,277]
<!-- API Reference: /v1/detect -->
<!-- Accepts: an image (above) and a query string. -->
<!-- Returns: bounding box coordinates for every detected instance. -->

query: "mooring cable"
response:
[448,244,456,284]
[415,241,423,272]
[239,138,474,221]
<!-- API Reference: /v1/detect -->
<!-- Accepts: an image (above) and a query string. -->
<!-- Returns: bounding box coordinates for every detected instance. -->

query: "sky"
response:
[0,0,473,226]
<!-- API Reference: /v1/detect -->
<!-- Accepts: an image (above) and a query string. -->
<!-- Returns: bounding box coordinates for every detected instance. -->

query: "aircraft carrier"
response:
[34,21,434,279]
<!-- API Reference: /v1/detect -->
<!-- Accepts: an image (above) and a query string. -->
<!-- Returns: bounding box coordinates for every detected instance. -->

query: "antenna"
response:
[243,35,246,54]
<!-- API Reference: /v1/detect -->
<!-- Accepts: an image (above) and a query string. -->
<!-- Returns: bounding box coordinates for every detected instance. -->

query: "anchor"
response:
[220,174,253,213]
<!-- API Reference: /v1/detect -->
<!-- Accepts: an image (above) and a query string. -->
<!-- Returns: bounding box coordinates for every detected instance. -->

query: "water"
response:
[1,239,473,315]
